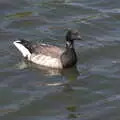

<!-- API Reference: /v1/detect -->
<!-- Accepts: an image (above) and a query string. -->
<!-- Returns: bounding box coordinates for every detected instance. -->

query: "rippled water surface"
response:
[1,0,120,120]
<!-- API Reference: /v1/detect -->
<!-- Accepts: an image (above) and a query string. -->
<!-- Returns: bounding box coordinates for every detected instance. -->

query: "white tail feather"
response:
[13,41,31,59]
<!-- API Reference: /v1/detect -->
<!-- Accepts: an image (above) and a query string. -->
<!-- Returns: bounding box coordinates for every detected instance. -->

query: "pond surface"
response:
[0,0,120,120]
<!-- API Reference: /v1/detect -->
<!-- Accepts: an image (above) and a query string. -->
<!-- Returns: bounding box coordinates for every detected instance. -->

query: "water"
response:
[0,0,120,120]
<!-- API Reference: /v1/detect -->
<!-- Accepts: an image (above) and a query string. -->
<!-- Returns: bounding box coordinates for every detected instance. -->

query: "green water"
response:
[0,0,120,120]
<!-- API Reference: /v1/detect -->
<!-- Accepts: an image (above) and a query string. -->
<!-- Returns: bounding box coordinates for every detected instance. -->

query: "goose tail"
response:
[13,39,32,59]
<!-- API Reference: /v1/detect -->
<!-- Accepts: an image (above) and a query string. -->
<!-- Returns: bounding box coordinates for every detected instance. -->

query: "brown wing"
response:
[32,44,65,58]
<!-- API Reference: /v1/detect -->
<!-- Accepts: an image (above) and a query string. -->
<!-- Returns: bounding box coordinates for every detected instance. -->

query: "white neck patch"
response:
[66,41,73,48]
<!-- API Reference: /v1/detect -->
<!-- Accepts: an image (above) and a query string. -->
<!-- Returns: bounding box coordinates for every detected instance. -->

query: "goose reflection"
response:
[16,60,79,90]
[16,60,79,77]
[16,60,62,76]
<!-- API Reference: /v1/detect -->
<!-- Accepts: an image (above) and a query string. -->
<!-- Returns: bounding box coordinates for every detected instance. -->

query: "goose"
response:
[13,30,82,69]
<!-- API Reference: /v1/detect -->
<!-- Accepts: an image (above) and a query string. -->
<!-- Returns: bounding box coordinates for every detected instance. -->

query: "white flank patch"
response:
[13,41,31,59]
[30,54,63,69]
[47,82,63,86]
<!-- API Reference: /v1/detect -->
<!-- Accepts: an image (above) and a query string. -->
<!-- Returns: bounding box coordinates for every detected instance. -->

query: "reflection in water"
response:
[16,60,79,89]
[62,66,79,81]
[0,60,79,118]
[62,66,79,91]
[16,60,62,76]
[66,105,79,119]
[16,60,79,78]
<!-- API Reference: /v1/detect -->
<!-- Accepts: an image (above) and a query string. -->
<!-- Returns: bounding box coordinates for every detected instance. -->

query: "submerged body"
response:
[13,30,81,69]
